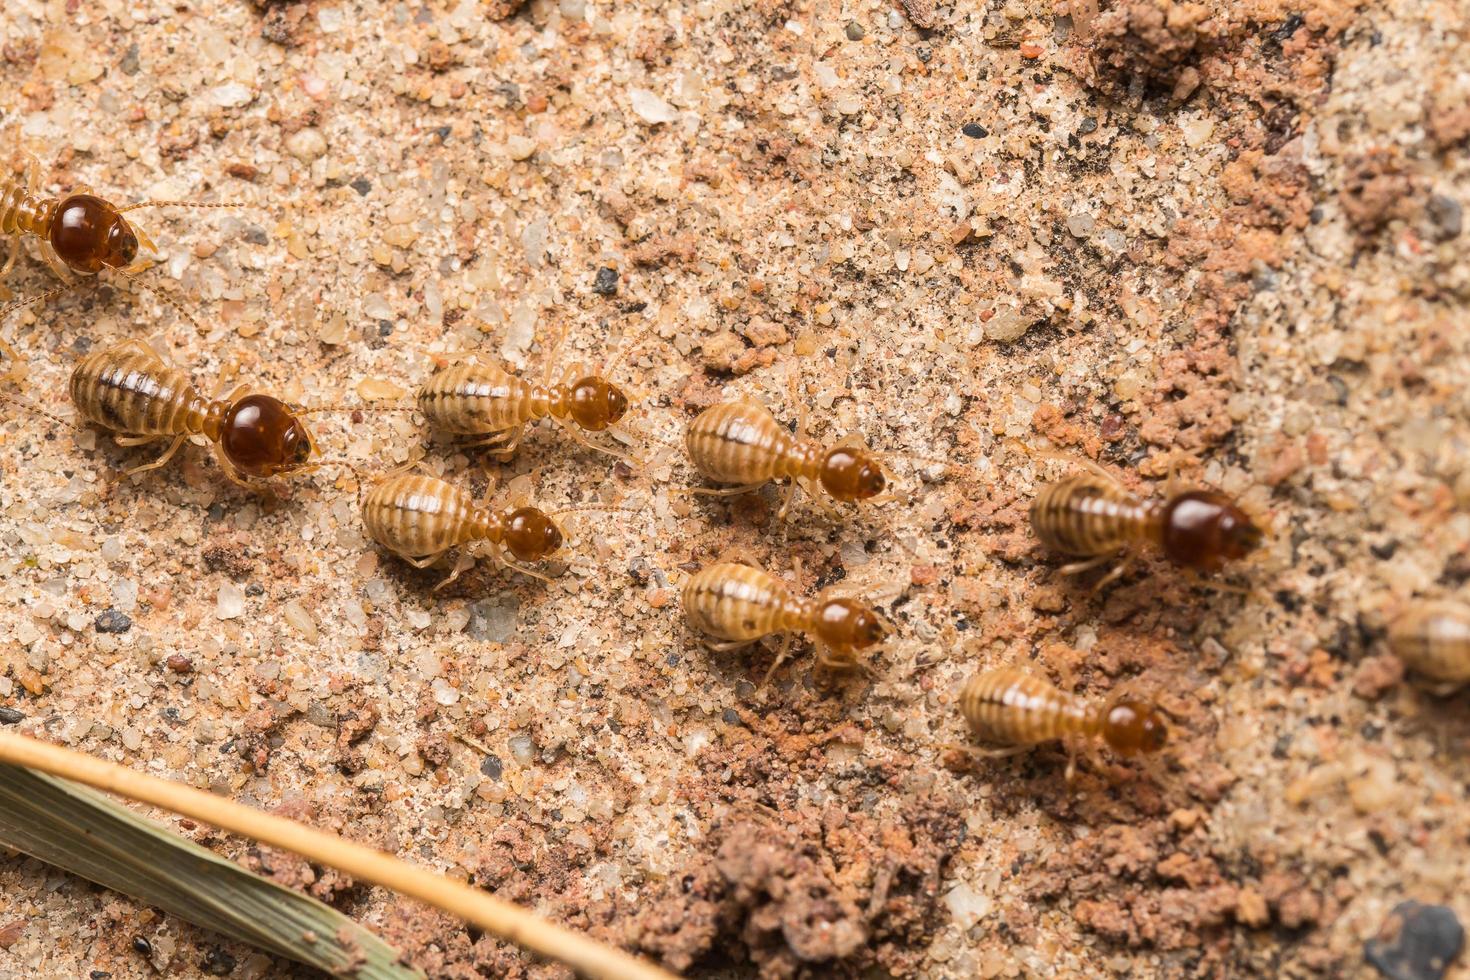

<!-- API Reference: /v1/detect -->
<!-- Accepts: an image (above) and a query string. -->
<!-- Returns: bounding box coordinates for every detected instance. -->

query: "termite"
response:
[1024,450,1263,589]
[361,466,569,589]
[681,559,890,685]
[958,667,1168,778]
[1388,600,1470,695]
[683,400,895,519]
[361,465,639,590]
[2,154,240,281]
[68,339,318,486]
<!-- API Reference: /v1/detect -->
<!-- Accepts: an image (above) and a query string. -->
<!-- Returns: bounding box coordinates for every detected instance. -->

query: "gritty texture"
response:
[1,0,1469,978]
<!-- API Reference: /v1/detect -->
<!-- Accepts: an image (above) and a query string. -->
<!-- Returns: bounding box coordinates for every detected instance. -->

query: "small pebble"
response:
[216,583,245,620]
[94,609,132,634]
[165,655,194,674]
[480,754,504,779]
[0,707,24,725]
[285,127,328,162]
[845,21,866,40]
[1365,901,1464,980]
[593,266,619,295]
[962,122,988,138]
[1426,194,1462,240]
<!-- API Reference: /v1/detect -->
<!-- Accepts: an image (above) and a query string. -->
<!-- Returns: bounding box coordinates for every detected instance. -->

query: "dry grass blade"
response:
[0,761,422,978]
[0,732,678,980]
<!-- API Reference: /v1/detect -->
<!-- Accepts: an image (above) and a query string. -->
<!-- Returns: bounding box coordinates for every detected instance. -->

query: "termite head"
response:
[568,377,629,432]
[813,597,888,663]
[503,507,564,562]
[1101,698,1168,755]
[819,446,887,502]
[1160,491,1263,571]
[51,195,140,273]
[219,394,316,478]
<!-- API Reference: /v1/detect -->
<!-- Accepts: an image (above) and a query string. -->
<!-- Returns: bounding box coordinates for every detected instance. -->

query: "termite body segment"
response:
[69,340,316,484]
[684,400,888,518]
[1388,600,1470,694]
[681,561,887,683]
[959,668,1167,775]
[361,469,564,589]
[1029,462,1262,589]
[416,355,633,462]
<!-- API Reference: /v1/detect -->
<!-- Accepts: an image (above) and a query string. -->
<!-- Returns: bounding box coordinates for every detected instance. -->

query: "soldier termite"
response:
[67,338,320,486]
[958,667,1168,779]
[1,155,244,281]
[681,559,891,686]
[360,464,637,590]
[1388,600,1470,695]
[682,399,924,520]
[1021,446,1264,590]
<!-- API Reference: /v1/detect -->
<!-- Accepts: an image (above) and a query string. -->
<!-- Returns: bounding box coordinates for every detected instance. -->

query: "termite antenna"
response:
[115,200,261,215]
[309,457,367,506]
[0,383,77,432]
[294,402,419,416]
[601,314,661,379]
[109,268,208,337]
[0,279,90,323]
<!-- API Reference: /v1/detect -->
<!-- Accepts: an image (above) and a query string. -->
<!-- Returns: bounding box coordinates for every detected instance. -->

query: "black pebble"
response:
[593,266,619,295]
[95,609,133,634]
[132,937,153,956]
[961,122,988,139]
[90,972,113,980]
[1365,901,1465,980]
[350,177,372,196]
[1077,117,1098,135]
[245,583,265,597]
[480,754,504,780]
[0,707,24,725]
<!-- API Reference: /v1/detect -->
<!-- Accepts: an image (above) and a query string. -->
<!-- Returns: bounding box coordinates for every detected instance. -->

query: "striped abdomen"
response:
[0,177,54,239]
[959,669,1096,747]
[362,474,488,558]
[685,401,811,485]
[1389,601,1470,685]
[682,562,806,642]
[1030,475,1157,557]
[361,476,488,558]
[417,362,546,435]
[70,347,207,436]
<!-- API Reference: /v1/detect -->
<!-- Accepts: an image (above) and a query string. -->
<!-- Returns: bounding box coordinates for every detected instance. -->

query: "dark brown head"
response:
[1160,491,1263,571]
[566,377,629,432]
[50,194,140,274]
[817,446,887,503]
[812,597,888,663]
[1101,698,1168,755]
[503,507,564,561]
[218,394,316,478]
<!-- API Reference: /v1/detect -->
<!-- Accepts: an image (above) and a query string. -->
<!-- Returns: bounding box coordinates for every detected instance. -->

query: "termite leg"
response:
[462,427,521,452]
[400,550,448,571]
[701,637,756,654]
[1057,552,1121,577]
[1,234,19,276]
[680,482,768,499]
[0,336,25,386]
[945,742,1032,761]
[114,433,162,447]
[540,321,568,386]
[777,478,801,520]
[1087,554,1135,595]
[553,415,637,463]
[487,540,555,583]
[432,558,472,592]
[123,434,187,475]
[758,632,795,689]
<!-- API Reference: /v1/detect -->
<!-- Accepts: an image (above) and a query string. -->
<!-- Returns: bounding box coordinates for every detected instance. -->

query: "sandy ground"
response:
[1,0,1468,977]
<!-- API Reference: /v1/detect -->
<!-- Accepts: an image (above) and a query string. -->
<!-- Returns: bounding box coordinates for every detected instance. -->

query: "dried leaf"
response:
[0,763,421,978]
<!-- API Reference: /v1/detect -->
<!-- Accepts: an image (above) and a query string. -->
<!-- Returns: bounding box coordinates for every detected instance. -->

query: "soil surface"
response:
[2,0,1468,978]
